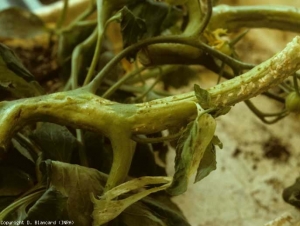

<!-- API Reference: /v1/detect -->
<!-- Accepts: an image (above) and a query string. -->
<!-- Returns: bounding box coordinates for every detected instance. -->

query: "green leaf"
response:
[120,6,147,49]
[167,112,216,196]
[194,144,217,183]
[0,43,44,99]
[128,0,169,38]
[92,176,171,225]
[25,186,67,221]
[31,123,78,162]
[41,160,107,226]
[194,84,211,108]
[0,166,33,196]
[213,106,231,117]
[0,8,46,39]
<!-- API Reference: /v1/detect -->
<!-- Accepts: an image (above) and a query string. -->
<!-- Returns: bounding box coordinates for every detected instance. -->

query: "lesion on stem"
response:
[1,36,300,150]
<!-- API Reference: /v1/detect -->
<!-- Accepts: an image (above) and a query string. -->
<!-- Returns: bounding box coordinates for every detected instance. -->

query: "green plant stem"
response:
[83,0,115,86]
[126,65,172,84]
[197,0,213,35]
[293,74,300,95]
[104,132,136,192]
[140,5,300,67]
[56,0,69,29]
[102,66,146,98]
[244,100,288,124]
[104,79,170,98]
[68,0,97,29]
[71,28,98,89]
[85,35,254,93]
[76,129,89,167]
[210,5,300,32]
[0,189,45,219]
[1,36,300,147]
[134,75,162,102]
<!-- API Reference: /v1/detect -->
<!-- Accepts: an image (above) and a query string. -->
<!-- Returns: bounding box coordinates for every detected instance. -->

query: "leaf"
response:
[194,143,216,183]
[121,6,147,49]
[57,22,96,65]
[0,8,46,39]
[0,189,44,222]
[25,186,67,221]
[11,138,35,163]
[194,84,211,108]
[120,202,166,226]
[213,106,231,117]
[84,131,113,174]
[0,43,44,98]
[31,123,78,162]
[167,112,216,196]
[128,0,169,38]
[130,142,166,178]
[0,64,43,98]
[212,135,223,149]
[142,195,191,226]
[0,197,15,212]
[41,160,107,226]
[91,176,171,225]
[0,166,33,196]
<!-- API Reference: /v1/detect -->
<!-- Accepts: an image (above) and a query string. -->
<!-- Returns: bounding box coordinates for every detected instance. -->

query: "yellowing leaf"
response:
[91,176,171,225]
[167,110,216,196]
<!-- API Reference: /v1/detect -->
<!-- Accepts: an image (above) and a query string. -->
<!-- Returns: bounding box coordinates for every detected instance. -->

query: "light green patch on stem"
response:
[1,36,300,188]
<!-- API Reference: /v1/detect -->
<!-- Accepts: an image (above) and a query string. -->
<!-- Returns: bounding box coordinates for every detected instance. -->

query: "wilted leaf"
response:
[167,112,216,196]
[283,177,300,208]
[128,0,169,38]
[92,176,171,225]
[194,84,211,108]
[0,66,43,98]
[42,160,107,226]
[25,186,67,221]
[194,144,216,183]
[0,43,44,98]
[212,135,223,149]
[121,6,146,49]
[0,197,15,212]
[0,189,45,221]
[142,195,191,226]
[84,132,113,174]
[57,22,96,65]
[120,202,166,226]
[130,142,166,178]
[0,166,33,196]
[213,106,231,117]
[31,123,78,162]
[0,8,46,39]
[11,138,35,163]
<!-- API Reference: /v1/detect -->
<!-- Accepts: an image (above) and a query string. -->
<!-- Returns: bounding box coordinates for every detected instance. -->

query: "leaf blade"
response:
[167,112,216,195]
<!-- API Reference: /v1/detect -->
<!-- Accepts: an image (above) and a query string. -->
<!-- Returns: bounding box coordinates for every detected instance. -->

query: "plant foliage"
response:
[0,0,300,225]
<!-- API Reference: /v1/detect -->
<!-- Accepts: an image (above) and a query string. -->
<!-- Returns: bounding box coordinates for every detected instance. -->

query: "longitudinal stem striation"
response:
[0,37,300,152]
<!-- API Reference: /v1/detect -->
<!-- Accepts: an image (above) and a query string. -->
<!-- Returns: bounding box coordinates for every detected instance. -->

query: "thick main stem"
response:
[1,36,300,151]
